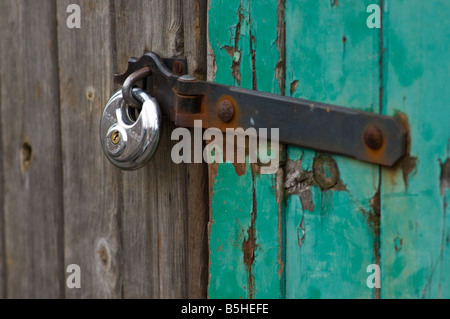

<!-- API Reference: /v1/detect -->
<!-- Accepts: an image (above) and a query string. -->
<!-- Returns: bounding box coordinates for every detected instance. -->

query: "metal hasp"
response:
[115,52,407,166]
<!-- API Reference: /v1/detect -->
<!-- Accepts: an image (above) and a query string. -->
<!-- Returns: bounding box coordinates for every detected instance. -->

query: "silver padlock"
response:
[100,88,161,170]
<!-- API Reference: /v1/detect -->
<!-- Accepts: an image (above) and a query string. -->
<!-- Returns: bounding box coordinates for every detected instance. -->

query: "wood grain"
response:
[182,0,209,299]
[0,0,64,298]
[114,0,209,299]
[57,0,122,299]
[114,0,161,299]
[0,23,4,298]
[0,0,207,299]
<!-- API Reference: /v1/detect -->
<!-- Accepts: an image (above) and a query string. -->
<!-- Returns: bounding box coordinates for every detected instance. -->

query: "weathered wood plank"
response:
[0,179,3,299]
[0,0,64,298]
[57,0,122,299]
[183,0,208,80]
[114,0,208,299]
[0,0,208,299]
[380,0,450,298]
[183,1,210,298]
[284,0,381,298]
[0,69,4,299]
[113,0,161,299]
[208,0,285,298]
[151,0,209,298]
[209,162,254,298]
[0,54,4,300]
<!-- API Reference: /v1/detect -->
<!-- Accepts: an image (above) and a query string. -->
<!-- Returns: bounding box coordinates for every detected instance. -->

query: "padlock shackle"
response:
[122,67,152,110]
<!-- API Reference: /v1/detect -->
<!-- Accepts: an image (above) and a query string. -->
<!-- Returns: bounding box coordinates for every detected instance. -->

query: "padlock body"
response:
[100,88,161,170]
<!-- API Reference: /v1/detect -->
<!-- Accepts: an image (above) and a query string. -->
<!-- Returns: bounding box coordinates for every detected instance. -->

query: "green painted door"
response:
[207,0,450,299]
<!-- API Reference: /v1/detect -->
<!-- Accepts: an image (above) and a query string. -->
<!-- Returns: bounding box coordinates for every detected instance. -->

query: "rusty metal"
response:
[115,56,188,84]
[363,125,384,150]
[313,156,339,190]
[172,60,184,75]
[115,52,408,167]
[217,99,235,123]
[116,53,184,120]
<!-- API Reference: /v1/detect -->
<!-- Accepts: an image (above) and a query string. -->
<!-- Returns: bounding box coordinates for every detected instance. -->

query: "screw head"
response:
[111,130,121,145]
[172,60,184,75]
[363,126,384,150]
[217,99,235,123]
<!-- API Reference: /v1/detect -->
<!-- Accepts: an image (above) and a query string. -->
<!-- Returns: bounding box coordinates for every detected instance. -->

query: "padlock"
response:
[100,87,161,170]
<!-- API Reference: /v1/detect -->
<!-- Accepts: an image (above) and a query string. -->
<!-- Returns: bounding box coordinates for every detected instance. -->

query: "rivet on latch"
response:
[363,125,384,150]
[217,99,235,123]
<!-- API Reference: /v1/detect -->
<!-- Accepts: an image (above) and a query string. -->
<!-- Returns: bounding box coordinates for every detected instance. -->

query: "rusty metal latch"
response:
[115,52,407,167]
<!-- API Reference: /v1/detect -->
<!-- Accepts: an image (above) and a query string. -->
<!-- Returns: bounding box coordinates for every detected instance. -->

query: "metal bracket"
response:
[115,52,407,166]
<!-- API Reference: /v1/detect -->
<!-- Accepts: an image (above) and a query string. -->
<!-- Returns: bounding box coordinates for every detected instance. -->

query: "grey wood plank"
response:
[0,46,4,298]
[182,0,209,299]
[114,0,208,299]
[0,106,4,299]
[56,0,122,298]
[183,0,208,80]
[113,0,160,299]
[0,0,209,299]
[150,0,189,299]
[0,0,64,299]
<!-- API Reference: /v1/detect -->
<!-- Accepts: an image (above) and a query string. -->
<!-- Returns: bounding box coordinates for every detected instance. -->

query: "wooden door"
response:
[208,0,450,299]
[0,0,209,299]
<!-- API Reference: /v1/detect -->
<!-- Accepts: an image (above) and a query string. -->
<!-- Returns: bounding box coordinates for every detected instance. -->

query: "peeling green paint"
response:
[380,0,450,299]
[208,0,450,299]
[284,0,380,299]
[208,0,285,299]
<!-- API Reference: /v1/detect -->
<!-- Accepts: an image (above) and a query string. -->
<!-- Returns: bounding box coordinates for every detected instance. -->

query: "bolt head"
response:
[363,126,384,150]
[217,99,235,123]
